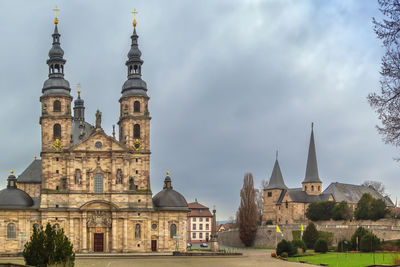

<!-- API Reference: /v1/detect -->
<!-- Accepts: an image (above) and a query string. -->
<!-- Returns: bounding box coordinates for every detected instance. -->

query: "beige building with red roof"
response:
[187,200,213,243]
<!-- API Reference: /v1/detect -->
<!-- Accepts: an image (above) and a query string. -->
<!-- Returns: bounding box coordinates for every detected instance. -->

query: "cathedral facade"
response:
[0,16,188,254]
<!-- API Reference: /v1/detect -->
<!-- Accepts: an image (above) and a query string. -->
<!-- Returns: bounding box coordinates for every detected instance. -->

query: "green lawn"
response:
[287,252,400,267]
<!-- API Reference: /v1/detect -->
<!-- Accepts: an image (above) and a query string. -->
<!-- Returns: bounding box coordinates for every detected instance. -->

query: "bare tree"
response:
[368,0,400,148]
[255,179,268,225]
[237,173,258,246]
[362,180,387,196]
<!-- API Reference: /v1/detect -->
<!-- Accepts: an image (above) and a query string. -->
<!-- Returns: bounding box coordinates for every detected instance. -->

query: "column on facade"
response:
[82,213,87,252]
[111,156,116,191]
[69,216,74,247]
[123,217,128,252]
[123,157,128,189]
[111,212,117,252]
[82,156,87,191]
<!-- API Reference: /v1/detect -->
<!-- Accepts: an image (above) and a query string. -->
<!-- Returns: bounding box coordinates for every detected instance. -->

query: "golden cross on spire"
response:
[53,6,60,24]
[132,9,138,27]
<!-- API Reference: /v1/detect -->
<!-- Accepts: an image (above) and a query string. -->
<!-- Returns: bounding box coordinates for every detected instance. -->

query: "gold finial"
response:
[166,170,170,176]
[34,154,37,160]
[77,83,81,95]
[10,169,14,175]
[53,6,60,25]
[132,9,138,27]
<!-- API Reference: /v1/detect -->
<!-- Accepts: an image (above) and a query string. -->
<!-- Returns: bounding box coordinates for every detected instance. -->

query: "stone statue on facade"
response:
[95,110,102,128]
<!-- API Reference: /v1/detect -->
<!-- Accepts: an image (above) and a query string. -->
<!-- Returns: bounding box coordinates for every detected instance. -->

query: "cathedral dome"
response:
[0,173,34,209]
[152,173,188,211]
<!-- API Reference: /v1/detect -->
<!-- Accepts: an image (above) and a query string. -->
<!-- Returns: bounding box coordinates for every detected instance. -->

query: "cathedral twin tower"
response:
[0,14,188,254]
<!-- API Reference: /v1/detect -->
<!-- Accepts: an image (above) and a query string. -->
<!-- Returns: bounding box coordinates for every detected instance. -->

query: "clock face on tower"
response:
[133,139,141,151]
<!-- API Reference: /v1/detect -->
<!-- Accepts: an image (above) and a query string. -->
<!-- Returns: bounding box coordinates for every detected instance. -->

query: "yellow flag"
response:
[301,224,304,231]
[276,225,281,233]
[356,236,359,245]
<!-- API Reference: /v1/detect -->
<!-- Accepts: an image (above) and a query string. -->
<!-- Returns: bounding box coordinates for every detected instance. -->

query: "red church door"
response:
[94,233,104,252]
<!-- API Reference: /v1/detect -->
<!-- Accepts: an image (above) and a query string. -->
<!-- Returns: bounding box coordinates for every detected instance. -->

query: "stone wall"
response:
[218,219,400,248]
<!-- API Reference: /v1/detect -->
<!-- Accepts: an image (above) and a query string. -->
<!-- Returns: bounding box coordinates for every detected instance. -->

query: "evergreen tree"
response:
[355,193,389,221]
[332,201,352,220]
[237,173,258,246]
[23,223,75,267]
[351,226,369,251]
[302,222,319,249]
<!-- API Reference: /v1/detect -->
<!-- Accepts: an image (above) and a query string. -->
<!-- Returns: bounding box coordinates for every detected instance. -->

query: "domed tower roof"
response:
[120,14,148,99]
[0,171,34,209]
[41,17,71,97]
[152,172,189,211]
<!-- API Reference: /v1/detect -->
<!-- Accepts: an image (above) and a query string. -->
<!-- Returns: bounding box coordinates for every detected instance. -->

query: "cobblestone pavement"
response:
[0,249,314,267]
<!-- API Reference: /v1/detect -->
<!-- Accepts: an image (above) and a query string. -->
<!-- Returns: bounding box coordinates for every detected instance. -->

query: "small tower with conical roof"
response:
[302,123,322,195]
[39,10,72,152]
[73,86,85,121]
[263,153,288,224]
[118,11,150,153]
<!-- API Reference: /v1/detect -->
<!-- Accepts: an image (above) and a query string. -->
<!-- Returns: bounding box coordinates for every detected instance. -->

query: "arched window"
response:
[134,124,140,139]
[75,169,82,185]
[318,186,320,191]
[311,185,314,192]
[53,124,61,140]
[135,224,141,239]
[94,173,103,193]
[53,100,61,112]
[170,224,177,238]
[7,223,16,239]
[134,101,140,112]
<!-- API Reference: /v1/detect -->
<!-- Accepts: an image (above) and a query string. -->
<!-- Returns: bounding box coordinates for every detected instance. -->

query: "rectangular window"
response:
[193,224,196,230]
[192,233,196,239]
[94,173,103,193]
[206,218,209,222]
[268,192,272,197]
[206,224,209,230]
[206,233,209,239]
[199,218,203,222]
[199,233,203,239]
[199,224,203,230]
[193,218,196,222]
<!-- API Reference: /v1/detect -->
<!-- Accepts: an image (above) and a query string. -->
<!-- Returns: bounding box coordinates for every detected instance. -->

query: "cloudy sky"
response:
[0,0,398,220]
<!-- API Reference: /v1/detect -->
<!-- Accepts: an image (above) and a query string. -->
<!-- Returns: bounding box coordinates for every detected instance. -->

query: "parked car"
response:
[200,243,208,248]
[187,243,192,249]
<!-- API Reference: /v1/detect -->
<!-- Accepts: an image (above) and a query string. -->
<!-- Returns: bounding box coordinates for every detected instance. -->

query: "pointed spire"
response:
[121,12,148,99]
[303,123,321,183]
[42,11,71,96]
[265,156,288,190]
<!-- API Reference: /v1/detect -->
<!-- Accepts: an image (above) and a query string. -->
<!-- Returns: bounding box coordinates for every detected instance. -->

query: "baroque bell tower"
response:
[40,10,72,152]
[118,11,151,153]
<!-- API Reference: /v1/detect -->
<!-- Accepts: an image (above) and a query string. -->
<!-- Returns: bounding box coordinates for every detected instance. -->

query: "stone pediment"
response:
[70,129,128,152]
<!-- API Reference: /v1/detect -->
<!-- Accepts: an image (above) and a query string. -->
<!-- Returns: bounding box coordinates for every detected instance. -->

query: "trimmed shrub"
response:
[314,238,328,253]
[303,222,319,249]
[351,226,369,250]
[336,239,351,252]
[332,201,352,220]
[291,239,307,253]
[360,232,381,252]
[292,230,301,240]
[276,239,296,256]
[318,231,334,246]
[306,201,335,221]
[281,252,288,258]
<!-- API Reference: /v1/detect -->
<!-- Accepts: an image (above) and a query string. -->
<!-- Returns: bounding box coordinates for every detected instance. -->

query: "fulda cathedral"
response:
[0,14,189,253]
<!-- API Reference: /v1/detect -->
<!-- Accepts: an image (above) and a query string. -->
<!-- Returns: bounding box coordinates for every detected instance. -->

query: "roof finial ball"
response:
[166,170,170,176]
[132,9,138,28]
[10,169,13,176]
[77,83,81,95]
[53,6,60,25]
